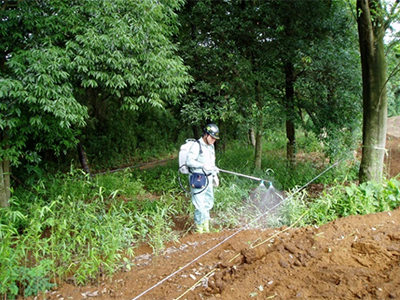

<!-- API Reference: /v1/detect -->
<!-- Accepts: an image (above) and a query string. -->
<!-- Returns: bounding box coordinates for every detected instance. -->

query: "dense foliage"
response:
[0,0,191,170]
[177,0,362,164]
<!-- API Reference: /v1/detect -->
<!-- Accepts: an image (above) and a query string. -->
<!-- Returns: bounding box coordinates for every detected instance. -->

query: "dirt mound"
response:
[387,116,400,138]
[386,116,400,178]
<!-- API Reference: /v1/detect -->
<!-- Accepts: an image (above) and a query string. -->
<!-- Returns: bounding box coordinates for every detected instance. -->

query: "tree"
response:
[177,1,248,135]
[357,0,389,183]
[268,0,356,163]
[0,0,191,207]
[177,1,283,169]
[296,3,362,159]
[178,0,361,170]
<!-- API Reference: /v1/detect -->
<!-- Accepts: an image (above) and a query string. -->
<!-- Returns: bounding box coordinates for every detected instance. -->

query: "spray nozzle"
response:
[265,168,275,176]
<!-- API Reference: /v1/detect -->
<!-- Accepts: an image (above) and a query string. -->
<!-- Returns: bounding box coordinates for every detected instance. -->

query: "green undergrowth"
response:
[283,177,400,226]
[1,143,400,299]
[0,167,185,299]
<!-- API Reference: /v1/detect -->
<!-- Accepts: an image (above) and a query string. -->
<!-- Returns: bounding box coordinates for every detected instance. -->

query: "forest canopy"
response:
[1,0,400,193]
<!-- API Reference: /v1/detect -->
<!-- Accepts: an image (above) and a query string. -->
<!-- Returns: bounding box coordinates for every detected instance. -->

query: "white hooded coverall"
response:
[185,138,217,226]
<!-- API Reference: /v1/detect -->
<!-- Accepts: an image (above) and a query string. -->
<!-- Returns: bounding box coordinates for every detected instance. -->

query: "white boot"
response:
[203,219,210,233]
[195,223,204,234]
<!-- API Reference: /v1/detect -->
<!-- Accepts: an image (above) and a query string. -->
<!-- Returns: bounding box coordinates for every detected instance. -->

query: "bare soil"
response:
[44,119,400,300]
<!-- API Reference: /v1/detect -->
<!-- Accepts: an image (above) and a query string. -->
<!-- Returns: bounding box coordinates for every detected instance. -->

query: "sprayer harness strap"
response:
[188,139,203,174]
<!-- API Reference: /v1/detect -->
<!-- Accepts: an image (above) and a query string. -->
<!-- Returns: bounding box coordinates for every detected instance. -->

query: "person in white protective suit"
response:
[186,123,220,233]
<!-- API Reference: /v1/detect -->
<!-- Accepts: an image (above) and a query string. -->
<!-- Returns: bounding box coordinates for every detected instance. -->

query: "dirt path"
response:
[43,118,400,300]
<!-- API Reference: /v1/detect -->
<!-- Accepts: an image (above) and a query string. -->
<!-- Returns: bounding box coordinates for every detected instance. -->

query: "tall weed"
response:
[281,178,400,227]
[0,203,55,299]
[1,169,180,298]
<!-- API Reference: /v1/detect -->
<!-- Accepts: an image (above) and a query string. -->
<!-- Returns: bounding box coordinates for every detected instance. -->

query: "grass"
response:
[1,134,399,299]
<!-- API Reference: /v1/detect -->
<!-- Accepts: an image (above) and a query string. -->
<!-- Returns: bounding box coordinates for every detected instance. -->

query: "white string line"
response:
[131,226,249,300]
[131,159,341,300]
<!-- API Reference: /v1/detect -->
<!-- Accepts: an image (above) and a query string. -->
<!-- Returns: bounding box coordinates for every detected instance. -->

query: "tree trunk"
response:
[285,61,296,164]
[255,126,263,169]
[77,142,91,175]
[0,159,11,208]
[1,127,11,208]
[254,80,263,170]
[357,0,387,183]
[248,128,256,147]
[218,121,226,151]
[192,125,201,140]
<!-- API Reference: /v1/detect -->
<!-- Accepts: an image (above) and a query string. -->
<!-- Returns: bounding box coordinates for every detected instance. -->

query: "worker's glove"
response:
[213,175,219,187]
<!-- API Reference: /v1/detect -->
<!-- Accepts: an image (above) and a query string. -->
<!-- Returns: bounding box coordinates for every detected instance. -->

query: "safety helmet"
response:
[203,123,220,139]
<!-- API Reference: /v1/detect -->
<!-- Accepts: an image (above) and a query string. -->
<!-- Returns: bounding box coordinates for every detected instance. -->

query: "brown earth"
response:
[44,118,400,300]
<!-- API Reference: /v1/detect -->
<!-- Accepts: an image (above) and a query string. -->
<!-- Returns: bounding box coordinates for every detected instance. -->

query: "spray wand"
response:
[217,168,272,188]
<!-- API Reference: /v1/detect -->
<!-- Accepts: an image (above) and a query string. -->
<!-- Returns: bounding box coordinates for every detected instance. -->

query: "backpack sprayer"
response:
[178,138,274,193]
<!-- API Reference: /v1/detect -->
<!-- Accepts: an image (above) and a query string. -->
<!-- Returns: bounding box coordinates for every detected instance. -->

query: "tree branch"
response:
[1,0,22,11]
